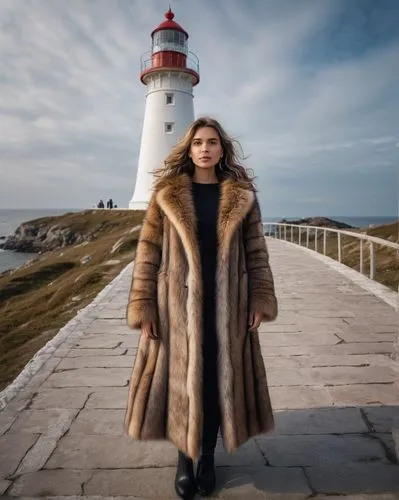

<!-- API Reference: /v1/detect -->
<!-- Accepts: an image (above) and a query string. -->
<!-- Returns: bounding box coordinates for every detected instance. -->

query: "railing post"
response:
[315,228,318,252]
[360,238,363,274]
[299,227,302,246]
[370,241,376,280]
[291,225,293,242]
[306,227,310,248]
[338,232,342,262]
[284,225,287,241]
[323,229,327,255]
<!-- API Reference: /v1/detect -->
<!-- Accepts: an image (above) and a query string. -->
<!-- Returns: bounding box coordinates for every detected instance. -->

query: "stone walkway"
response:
[0,238,398,499]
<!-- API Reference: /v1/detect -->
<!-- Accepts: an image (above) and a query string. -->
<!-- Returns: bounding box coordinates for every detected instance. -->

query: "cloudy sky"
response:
[0,0,398,217]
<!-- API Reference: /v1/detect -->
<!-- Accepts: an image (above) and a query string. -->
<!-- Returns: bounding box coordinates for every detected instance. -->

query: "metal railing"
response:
[140,50,200,74]
[263,222,399,282]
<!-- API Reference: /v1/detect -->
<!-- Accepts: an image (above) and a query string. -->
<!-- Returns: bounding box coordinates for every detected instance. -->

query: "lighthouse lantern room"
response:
[129,9,200,209]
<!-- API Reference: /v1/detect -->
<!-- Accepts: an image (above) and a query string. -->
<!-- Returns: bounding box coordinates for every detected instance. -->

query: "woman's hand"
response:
[248,311,262,332]
[141,322,158,340]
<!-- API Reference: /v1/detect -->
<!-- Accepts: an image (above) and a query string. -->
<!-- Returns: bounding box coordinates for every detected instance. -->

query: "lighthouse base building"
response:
[129,9,200,210]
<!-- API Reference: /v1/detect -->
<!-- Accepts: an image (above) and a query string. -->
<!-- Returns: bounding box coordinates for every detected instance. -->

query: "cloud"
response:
[0,0,398,216]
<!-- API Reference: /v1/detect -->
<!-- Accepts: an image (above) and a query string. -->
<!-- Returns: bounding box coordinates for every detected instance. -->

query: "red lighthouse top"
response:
[140,8,200,86]
[151,8,189,38]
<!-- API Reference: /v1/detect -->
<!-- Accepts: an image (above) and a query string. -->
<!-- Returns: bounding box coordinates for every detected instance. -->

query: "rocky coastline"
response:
[0,213,96,253]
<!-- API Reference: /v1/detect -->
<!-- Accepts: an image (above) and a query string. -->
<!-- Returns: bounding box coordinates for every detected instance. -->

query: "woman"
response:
[125,117,278,499]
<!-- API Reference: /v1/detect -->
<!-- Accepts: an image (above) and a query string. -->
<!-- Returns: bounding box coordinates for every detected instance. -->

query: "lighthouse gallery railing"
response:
[140,51,200,74]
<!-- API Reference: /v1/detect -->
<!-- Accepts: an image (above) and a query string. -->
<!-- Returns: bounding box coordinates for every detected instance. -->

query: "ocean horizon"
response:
[0,208,397,274]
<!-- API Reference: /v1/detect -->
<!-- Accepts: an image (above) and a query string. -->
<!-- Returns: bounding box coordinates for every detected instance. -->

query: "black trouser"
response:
[202,289,220,454]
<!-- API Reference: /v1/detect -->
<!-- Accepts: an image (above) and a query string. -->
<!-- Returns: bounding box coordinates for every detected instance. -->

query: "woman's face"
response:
[189,126,223,170]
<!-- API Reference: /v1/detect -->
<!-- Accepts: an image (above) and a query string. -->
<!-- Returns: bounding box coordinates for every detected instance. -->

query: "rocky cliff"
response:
[278,216,355,229]
[1,220,82,253]
[0,210,144,253]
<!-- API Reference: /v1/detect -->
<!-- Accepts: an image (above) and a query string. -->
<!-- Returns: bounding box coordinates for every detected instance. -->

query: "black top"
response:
[192,182,220,303]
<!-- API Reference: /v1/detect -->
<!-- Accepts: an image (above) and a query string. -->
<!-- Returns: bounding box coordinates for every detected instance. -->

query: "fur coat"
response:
[124,173,278,460]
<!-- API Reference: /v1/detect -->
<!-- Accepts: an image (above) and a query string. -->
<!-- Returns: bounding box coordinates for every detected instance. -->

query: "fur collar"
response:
[156,173,255,261]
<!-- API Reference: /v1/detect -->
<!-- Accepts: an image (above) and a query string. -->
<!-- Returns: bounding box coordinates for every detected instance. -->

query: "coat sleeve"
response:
[126,194,163,329]
[243,195,278,322]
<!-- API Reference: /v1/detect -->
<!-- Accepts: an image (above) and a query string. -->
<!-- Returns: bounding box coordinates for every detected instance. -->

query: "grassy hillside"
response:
[0,209,145,391]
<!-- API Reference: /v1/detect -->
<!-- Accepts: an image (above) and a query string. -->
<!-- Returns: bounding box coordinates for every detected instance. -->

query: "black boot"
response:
[196,451,216,496]
[175,450,196,499]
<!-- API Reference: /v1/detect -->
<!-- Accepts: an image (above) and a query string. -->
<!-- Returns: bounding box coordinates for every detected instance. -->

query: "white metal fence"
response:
[264,222,398,282]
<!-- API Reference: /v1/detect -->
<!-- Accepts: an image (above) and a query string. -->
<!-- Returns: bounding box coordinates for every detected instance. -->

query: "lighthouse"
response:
[129,9,200,209]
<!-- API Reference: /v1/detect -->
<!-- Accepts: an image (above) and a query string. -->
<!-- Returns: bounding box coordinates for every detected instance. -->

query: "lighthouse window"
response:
[164,30,175,43]
[165,122,174,133]
[152,29,187,54]
[165,93,174,105]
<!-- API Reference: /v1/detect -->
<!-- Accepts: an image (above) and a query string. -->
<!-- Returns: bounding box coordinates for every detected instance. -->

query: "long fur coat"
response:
[124,173,278,460]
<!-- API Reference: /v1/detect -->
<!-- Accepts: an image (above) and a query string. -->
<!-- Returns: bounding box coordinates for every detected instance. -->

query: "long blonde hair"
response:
[153,116,255,189]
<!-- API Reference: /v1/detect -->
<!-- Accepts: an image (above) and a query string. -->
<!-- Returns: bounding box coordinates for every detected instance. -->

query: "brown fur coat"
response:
[124,173,278,460]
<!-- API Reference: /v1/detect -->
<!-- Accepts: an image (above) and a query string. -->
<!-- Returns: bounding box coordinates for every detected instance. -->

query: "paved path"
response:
[0,239,398,499]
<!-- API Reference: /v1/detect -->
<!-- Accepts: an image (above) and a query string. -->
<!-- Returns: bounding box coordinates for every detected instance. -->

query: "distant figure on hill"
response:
[107,198,114,209]
[97,199,104,208]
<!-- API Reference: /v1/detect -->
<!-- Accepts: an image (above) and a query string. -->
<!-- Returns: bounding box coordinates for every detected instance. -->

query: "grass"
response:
[0,209,145,391]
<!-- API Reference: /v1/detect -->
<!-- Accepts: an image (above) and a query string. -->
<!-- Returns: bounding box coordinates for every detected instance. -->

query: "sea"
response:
[0,209,397,274]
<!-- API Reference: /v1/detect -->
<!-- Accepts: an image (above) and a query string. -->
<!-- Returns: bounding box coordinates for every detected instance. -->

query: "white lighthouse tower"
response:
[129,8,200,209]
